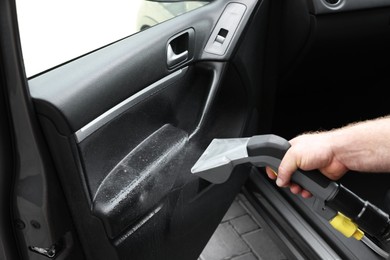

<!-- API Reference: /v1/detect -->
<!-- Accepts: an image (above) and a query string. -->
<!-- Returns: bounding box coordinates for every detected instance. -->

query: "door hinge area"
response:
[29,243,60,259]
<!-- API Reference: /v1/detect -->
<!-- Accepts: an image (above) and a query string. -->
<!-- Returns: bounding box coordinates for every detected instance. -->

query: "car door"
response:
[0,0,272,259]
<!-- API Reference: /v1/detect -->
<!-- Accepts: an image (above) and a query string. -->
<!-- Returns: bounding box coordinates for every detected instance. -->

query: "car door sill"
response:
[242,167,341,260]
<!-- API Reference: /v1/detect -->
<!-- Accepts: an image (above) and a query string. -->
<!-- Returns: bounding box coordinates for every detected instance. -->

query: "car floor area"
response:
[198,193,287,260]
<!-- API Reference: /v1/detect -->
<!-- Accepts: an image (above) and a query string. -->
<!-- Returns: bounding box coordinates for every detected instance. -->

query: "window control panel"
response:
[204,3,246,56]
[214,28,229,45]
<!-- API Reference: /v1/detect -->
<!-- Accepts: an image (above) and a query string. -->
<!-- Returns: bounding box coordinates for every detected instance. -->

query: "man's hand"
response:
[265,132,348,198]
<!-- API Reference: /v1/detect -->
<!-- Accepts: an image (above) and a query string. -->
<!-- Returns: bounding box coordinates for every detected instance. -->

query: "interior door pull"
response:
[166,28,194,68]
[167,44,188,68]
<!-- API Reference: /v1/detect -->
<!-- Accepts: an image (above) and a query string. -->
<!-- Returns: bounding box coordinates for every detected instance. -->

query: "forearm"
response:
[272,115,390,196]
[329,116,390,173]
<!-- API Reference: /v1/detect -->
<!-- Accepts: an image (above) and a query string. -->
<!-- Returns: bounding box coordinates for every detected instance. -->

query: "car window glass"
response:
[15,0,209,78]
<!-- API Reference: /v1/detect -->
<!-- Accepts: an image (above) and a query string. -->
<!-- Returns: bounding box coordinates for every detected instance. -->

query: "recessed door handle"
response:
[167,44,188,68]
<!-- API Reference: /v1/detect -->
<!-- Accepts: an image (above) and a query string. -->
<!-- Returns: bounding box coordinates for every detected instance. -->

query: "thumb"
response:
[276,150,300,187]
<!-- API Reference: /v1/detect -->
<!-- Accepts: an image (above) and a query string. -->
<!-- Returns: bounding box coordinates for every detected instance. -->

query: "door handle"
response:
[166,29,194,68]
[167,44,188,68]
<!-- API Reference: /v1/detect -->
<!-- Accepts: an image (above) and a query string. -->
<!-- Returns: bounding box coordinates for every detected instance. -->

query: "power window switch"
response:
[214,28,228,46]
[215,35,225,45]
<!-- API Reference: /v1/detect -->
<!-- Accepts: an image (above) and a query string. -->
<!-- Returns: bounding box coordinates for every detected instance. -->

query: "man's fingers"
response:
[301,190,313,198]
[266,162,313,198]
[289,183,301,194]
[265,167,277,180]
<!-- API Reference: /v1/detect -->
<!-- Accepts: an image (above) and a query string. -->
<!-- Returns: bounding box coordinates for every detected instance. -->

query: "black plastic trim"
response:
[310,0,390,14]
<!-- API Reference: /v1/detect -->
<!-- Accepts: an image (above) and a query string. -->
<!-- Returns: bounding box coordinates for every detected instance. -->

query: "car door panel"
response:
[34,60,254,260]
[24,0,267,259]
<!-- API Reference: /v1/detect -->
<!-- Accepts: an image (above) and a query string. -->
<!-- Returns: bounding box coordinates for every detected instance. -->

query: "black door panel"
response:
[35,60,256,259]
[23,0,266,259]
